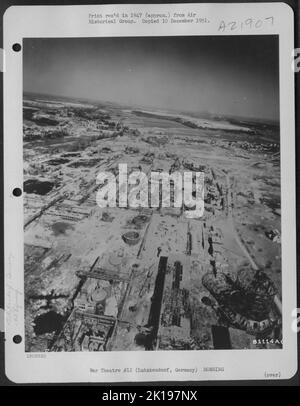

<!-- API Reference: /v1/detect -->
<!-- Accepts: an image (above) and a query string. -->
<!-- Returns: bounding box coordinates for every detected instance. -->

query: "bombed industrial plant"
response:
[23,36,282,352]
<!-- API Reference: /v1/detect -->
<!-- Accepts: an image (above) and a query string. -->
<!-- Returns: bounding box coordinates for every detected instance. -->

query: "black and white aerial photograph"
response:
[23,35,282,353]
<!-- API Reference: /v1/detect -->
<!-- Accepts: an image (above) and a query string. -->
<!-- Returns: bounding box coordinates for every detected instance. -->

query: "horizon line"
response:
[23,90,280,124]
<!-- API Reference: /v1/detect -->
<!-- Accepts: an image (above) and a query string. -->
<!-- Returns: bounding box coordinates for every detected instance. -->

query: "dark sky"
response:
[23,36,279,121]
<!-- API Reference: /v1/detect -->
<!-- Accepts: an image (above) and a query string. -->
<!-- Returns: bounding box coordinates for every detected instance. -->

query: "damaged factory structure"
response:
[22,25,283,355]
[23,92,282,352]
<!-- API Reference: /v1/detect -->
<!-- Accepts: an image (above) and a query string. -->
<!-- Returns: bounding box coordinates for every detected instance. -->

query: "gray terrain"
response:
[23,92,282,352]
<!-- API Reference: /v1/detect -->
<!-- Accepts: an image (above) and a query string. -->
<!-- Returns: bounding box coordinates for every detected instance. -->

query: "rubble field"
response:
[24,93,282,352]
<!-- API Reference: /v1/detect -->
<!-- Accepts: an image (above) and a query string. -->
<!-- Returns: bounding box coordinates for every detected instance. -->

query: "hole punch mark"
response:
[12,43,21,52]
[13,335,22,344]
[13,188,22,197]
